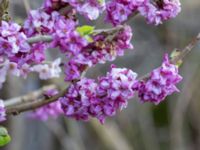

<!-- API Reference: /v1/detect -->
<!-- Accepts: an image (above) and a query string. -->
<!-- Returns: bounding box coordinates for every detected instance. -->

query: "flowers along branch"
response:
[2,32,200,123]
[0,0,194,126]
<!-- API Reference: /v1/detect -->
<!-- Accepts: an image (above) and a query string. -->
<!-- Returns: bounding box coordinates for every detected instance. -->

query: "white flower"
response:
[31,58,62,80]
[77,3,100,20]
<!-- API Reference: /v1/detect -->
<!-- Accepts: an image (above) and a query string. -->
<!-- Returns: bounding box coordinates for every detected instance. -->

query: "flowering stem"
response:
[4,25,126,115]
[26,26,125,44]
[5,69,88,115]
[5,33,200,115]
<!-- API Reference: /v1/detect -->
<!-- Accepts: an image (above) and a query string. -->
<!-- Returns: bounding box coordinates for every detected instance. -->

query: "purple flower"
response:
[115,25,133,52]
[68,0,105,20]
[55,30,88,55]
[138,2,162,25]
[64,60,88,81]
[24,9,87,56]
[77,3,100,20]
[60,78,98,121]
[61,65,138,124]
[28,43,47,63]
[0,21,31,62]
[23,9,59,37]
[106,0,181,26]
[106,1,132,26]
[0,21,21,37]
[135,54,182,104]
[43,0,105,20]
[64,25,133,81]
[138,0,181,25]
[96,65,138,123]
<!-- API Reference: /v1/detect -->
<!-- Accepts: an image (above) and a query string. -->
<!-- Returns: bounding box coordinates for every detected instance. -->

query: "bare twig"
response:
[139,32,200,80]
[4,84,57,108]
[171,33,200,64]
[5,87,67,115]
[27,35,53,44]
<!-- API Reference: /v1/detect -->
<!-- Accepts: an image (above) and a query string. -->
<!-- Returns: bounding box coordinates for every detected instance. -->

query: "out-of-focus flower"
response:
[31,58,62,80]
[0,99,6,122]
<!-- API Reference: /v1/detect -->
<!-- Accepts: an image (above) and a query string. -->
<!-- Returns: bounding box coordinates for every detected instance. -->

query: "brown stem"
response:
[5,68,88,115]
[6,87,67,115]
[171,33,200,64]
[139,33,200,81]
[4,84,57,108]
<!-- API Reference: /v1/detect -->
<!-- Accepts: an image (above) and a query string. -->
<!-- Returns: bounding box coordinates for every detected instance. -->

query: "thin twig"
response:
[6,87,67,115]
[171,33,200,64]
[139,33,200,80]
[4,84,57,108]
[27,35,53,44]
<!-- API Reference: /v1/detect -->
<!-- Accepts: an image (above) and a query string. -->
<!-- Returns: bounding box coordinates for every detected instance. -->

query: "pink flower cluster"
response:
[0,99,6,122]
[135,54,182,104]
[43,0,105,20]
[0,58,62,89]
[60,78,98,121]
[61,54,182,123]
[0,21,31,64]
[24,9,87,57]
[65,25,133,81]
[106,0,181,26]
[60,65,137,123]
[29,89,63,121]
[0,0,184,124]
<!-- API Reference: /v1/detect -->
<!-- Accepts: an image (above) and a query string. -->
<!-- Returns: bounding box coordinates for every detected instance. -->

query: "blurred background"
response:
[1,0,200,150]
